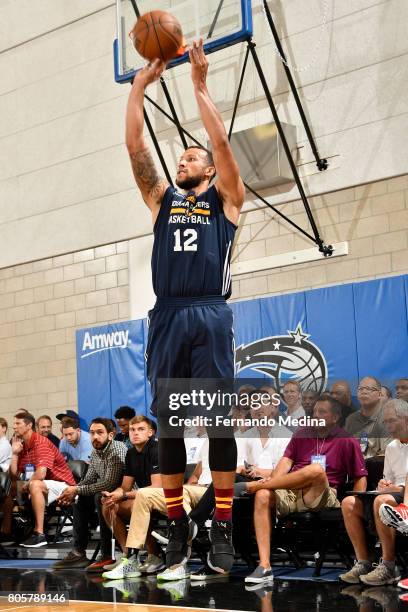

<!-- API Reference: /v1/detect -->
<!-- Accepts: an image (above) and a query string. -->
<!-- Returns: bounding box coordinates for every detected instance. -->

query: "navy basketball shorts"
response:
[146,296,234,432]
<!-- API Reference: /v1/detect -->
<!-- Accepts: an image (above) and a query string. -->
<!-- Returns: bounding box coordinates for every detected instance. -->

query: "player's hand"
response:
[134,58,166,88]
[189,39,208,89]
[377,478,392,491]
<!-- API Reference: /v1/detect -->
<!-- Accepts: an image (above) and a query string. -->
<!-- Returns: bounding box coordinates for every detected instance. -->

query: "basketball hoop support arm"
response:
[262,0,328,172]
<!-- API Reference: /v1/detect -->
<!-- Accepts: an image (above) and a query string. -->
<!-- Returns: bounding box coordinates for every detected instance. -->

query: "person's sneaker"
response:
[86,556,116,574]
[20,532,47,548]
[398,577,408,589]
[102,557,141,580]
[360,560,401,586]
[157,579,189,601]
[103,558,121,571]
[53,550,90,569]
[165,518,190,567]
[190,565,229,581]
[207,519,234,574]
[379,503,408,535]
[245,565,273,584]
[0,533,15,546]
[102,578,139,598]
[339,560,372,584]
[157,563,189,582]
[138,554,165,574]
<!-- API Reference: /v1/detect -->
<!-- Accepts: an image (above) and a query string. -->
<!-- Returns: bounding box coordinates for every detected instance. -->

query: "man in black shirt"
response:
[101,416,162,577]
[36,415,60,448]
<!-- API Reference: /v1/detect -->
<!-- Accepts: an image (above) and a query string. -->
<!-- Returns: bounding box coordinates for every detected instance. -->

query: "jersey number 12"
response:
[173,229,198,252]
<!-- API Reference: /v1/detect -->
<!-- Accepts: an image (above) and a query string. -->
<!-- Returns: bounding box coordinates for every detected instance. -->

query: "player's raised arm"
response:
[189,39,245,221]
[125,59,169,216]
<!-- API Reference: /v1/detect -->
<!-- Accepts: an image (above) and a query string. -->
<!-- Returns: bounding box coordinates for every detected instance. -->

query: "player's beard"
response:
[175,174,203,190]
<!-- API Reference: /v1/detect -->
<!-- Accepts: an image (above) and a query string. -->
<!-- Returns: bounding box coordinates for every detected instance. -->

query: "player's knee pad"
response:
[208,436,237,472]
[158,437,187,475]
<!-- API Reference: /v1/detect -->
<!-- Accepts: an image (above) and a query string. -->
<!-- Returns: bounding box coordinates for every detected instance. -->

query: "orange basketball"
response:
[130,10,184,63]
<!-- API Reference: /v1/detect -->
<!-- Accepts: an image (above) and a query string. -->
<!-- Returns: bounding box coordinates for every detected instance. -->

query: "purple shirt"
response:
[283,426,367,490]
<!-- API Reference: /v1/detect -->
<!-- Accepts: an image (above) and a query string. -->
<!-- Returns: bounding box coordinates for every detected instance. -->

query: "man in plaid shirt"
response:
[1,412,75,548]
[53,417,127,571]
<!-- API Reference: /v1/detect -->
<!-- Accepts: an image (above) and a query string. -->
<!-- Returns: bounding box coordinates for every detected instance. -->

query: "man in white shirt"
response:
[0,418,11,472]
[340,398,408,586]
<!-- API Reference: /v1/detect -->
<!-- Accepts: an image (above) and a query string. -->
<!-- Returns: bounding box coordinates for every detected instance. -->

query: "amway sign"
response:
[81,330,130,358]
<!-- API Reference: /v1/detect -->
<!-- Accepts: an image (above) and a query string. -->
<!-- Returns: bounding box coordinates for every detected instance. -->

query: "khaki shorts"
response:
[275,486,339,517]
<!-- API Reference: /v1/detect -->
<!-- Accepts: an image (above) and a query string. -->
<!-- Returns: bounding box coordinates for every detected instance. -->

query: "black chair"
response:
[47,460,89,543]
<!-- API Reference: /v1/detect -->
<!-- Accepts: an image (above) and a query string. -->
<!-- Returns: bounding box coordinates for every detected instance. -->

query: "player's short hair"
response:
[282,380,301,391]
[61,417,80,430]
[0,417,8,430]
[90,418,115,434]
[14,412,35,430]
[184,146,214,168]
[359,375,382,390]
[129,415,155,429]
[114,406,136,420]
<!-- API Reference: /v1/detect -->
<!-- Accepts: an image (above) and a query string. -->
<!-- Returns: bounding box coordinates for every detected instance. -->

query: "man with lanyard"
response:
[243,394,367,583]
[125,39,245,579]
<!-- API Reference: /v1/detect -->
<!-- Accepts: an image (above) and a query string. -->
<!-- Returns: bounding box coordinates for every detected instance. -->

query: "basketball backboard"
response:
[114,0,253,83]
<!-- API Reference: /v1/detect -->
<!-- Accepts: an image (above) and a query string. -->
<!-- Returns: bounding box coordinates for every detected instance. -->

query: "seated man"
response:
[114,406,136,449]
[330,380,357,426]
[280,380,305,427]
[36,415,60,449]
[59,417,92,463]
[344,376,391,458]
[99,416,163,577]
[1,412,75,548]
[340,398,408,586]
[0,417,11,472]
[52,418,127,571]
[244,394,367,583]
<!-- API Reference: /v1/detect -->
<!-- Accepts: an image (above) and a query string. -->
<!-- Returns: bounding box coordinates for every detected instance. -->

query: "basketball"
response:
[130,10,184,63]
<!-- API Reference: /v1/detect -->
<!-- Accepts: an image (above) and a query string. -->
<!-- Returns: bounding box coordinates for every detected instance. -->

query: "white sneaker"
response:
[102,557,141,580]
[138,554,165,574]
[103,558,121,571]
[157,563,190,582]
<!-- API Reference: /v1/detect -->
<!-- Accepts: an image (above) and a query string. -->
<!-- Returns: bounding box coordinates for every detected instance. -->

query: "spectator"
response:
[59,417,93,463]
[244,394,367,584]
[56,409,88,434]
[114,406,136,449]
[345,376,391,458]
[330,380,357,426]
[302,389,319,418]
[99,416,162,579]
[232,385,256,434]
[381,386,392,401]
[52,418,127,571]
[340,398,408,586]
[396,378,408,402]
[281,380,305,427]
[0,418,11,472]
[3,412,75,548]
[36,415,60,449]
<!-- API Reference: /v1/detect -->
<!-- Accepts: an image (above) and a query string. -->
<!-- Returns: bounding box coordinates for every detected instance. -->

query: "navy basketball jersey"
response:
[151,185,237,298]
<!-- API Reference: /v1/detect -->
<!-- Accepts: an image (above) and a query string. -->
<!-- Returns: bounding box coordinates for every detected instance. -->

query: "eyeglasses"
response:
[357,386,380,393]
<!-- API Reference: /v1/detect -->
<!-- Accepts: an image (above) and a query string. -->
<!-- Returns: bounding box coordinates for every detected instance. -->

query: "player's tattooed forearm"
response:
[130,149,162,196]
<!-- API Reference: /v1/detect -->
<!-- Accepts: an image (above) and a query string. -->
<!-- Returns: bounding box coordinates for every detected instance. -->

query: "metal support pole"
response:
[159,78,189,148]
[143,109,173,186]
[208,0,225,39]
[262,0,328,171]
[248,41,332,255]
[129,0,140,18]
[228,44,250,140]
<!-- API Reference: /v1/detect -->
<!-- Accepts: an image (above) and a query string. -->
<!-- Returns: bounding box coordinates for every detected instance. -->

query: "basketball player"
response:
[125,39,245,579]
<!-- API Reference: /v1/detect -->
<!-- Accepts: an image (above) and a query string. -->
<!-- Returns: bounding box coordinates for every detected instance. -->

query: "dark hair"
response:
[61,417,80,430]
[114,406,136,420]
[316,393,342,418]
[0,417,8,430]
[90,418,115,434]
[15,412,35,430]
[36,415,52,426]
[184,146,215,169]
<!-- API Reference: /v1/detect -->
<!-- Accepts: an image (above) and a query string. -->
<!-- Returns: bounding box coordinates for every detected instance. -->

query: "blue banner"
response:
[76,274,408,424]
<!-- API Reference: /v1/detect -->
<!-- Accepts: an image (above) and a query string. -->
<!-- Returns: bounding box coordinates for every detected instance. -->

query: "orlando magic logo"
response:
[235,323,327,394]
